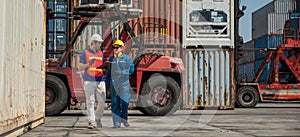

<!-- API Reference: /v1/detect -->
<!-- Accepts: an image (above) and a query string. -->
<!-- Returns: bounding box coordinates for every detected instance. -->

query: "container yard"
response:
[2,0,300,136]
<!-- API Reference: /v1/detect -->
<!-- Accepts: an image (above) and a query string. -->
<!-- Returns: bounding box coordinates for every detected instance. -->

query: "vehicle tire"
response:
[138,74,181,116]
[236,86,259,108]
[45,75,69,116]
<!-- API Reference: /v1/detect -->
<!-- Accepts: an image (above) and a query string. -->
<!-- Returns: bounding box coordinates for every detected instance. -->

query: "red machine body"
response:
[237,18,300,107]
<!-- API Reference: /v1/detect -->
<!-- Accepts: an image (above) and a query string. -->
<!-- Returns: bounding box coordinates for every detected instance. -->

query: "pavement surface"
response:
[20,103,300,137]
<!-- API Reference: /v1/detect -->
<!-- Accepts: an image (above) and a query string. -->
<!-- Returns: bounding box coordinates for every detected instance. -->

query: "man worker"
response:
[78,34,106,129]
[106,40,134,128]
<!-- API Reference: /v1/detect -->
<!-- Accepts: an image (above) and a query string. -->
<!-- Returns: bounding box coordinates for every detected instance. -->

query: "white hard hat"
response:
[90,34,103,42]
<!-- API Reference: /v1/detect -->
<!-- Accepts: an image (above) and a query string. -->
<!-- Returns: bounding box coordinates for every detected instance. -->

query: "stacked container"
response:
[47,0,68,59]
[0,0,45,136]
[252,0,295,39]
[238,40,255,83]
[183,0,235,109]
[240,0,296,83]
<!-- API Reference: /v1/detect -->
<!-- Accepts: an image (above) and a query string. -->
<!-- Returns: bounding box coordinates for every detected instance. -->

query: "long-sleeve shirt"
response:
[105,54,134,88]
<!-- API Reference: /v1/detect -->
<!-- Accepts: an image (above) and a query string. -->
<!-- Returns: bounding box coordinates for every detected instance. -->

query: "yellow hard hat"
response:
[113,40,125,47]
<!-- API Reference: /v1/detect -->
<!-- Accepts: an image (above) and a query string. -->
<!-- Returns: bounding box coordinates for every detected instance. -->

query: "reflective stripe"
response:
[89,57,102,60]
[88,68,103,72]
[85,49,103,77]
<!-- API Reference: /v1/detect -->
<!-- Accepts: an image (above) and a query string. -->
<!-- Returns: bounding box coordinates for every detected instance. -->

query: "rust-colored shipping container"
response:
[72,0,183,60]
[0,0,45,136]
[128,0,182,59]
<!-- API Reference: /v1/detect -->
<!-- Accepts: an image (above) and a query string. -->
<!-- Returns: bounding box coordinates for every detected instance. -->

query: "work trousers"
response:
[84,81,106,125]
[110,85,130,126]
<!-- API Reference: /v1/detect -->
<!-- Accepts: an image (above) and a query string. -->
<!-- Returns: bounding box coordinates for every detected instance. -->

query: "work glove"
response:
[89,58,96,65]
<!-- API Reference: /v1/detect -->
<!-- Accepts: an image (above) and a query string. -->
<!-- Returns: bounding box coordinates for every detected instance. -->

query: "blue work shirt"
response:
[80,48,104,82]
[106,54,134,88]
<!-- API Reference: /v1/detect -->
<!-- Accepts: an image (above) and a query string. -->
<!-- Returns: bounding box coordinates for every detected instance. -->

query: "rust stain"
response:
[204,77,208,91]
[196,94,202,107]
[224,92,228,104]
[204,76,208,106]
[204,60,208,67]
[30,40,34,51]
[209,94,213,105]
[35,38,38,46]
[193,51,197,60]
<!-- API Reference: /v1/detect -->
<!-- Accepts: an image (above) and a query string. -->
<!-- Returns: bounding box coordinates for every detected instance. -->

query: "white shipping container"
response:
[182,0,235,48]
[0,0,45,136]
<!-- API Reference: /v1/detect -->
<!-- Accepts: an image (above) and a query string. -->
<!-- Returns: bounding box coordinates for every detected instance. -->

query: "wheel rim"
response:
[242,91,254,104]
[45,87,56,105]
[151,87,172,107]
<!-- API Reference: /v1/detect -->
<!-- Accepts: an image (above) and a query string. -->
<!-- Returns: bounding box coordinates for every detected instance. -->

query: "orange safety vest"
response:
[85,50,103,77]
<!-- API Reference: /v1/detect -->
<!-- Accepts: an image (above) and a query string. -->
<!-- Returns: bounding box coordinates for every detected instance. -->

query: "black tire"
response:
[236,86,259,108]
[45,75,69,116]
[138,74,181,116]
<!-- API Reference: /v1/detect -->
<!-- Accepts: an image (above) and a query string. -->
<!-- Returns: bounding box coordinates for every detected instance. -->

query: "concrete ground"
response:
[21,103,300,137]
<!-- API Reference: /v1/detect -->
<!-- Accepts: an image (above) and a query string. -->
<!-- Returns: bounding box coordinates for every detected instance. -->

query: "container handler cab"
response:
[236,18,300,107]
[45,1,184,116]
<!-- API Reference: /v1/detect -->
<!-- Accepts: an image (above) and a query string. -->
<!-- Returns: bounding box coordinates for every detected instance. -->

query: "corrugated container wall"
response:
[268,13,291,35]
[252,0,295,39]
[274,0,296,13]
[185,49,234,109]
[253,13,290,39]
[0,0,45,136]
[183,0,235,109]
[128,0,182,59]
[74,0,182,60]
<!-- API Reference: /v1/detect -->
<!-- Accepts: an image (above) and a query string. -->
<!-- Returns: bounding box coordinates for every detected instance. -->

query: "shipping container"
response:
[183,0,235,109]
[252,13,290,39]
[239,40,255,65]
[46,0,68,59]
[238,63,255,83]
[0,0,45,136]
[254,34,283,60]
[274,0,296,13]
[290,12,300,19]
[238,40,255,83]
[268,13,291,35]
[73,0,182,60]
[297,0,300,12]
[182,0,235,48]
[185,49,234,109]
[254,58,271,84]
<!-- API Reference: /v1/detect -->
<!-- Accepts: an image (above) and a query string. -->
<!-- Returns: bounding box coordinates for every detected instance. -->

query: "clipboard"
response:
[96,61,112,69]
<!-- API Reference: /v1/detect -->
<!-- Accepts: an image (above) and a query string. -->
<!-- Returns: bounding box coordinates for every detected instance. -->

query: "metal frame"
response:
[182,0,235,48]
[240,26,300,101]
